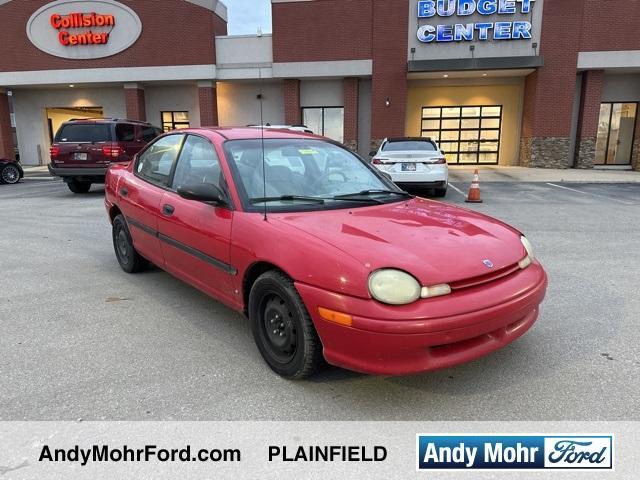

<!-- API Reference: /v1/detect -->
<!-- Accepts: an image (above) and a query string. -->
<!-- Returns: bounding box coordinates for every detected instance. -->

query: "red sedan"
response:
[104,127,547,379]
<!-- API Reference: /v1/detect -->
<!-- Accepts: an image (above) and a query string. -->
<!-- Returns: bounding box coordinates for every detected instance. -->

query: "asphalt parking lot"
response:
[1,179,638,421]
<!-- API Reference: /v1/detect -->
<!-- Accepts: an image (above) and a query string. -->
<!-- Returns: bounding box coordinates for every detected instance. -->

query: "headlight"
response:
[519,236,535,269]
[368,269,421,305]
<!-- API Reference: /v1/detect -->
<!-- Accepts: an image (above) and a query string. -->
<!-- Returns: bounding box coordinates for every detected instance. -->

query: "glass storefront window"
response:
[442,107,461,118]
[161,111,190,132]
[595,102,638,165]
[462,106,481,117]
[420,105,502,165]
[302,107,344,143]
[422,119,440,130]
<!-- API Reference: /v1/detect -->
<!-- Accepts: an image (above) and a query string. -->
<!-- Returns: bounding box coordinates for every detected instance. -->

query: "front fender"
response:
[230,212,371,300]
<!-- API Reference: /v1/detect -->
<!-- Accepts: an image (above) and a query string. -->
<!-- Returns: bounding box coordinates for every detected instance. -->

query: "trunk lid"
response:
[52,122,113,167]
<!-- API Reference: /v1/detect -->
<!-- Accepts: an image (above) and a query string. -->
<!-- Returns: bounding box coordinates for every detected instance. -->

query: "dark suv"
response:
[48,118,163,193]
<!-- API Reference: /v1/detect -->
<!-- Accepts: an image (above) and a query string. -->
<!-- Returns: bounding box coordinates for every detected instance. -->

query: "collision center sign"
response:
[417,0,535,43]
[27,0,142,59]
[50,12,116,46]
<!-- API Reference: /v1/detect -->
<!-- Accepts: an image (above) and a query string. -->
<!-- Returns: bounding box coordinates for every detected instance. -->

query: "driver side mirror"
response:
[369,150,377,157]
[177,183,227,206]
[379,171,393,181]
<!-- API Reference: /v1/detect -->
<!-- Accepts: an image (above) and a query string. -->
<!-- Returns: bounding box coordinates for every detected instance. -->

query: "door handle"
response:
[120,188,129,197]
[162,204,175,216]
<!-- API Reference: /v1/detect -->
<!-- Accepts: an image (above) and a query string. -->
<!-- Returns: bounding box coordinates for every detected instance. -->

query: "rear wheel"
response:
[67,180,91,194]
[112,214,145,273]
[249,270,324,379]
[1,164,20,184]
[433,185,448,198]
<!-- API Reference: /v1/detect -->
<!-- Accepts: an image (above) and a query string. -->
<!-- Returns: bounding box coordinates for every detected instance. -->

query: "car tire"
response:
[1,164,21,185]
[433,185,448,198]
[112,214,145,274]
[249,270,325,379]
[67,180,92,194]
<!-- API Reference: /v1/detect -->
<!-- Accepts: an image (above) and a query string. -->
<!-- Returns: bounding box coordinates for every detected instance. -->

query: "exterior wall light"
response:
[385,97,391,107]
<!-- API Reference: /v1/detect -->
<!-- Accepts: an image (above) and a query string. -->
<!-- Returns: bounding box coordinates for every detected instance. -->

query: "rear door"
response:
[114,123,139,162]
[117,134,186,267]
[156,134,236,304]
[55,122,112,168]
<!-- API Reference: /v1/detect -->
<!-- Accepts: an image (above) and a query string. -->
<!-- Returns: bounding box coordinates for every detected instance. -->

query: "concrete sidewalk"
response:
[21,165,56,181]
[449,166,640,183]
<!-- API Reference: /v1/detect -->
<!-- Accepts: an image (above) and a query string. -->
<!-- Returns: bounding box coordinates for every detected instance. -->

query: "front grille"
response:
[449,263,521,291]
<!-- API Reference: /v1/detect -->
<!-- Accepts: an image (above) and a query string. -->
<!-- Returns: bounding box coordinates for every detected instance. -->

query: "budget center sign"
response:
[417,0,536,43]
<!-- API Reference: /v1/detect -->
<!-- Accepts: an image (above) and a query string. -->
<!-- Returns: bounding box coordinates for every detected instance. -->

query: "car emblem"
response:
[483,259,494,268]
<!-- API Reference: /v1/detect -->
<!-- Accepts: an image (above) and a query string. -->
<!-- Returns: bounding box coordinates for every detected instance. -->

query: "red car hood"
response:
[272,198,527,286]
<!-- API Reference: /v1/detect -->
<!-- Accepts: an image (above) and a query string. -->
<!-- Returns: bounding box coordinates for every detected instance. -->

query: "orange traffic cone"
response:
[465,169,483,203]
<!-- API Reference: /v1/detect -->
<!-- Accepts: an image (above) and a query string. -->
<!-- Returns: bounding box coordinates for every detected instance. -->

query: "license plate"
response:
[73,153,88,161]
[402,163,416,172]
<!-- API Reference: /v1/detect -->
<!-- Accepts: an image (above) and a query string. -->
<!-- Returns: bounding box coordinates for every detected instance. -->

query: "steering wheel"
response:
[309,171,348,190]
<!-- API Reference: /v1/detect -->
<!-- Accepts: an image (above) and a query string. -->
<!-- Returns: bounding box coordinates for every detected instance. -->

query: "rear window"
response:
[382,140,437,152]
[56,124,111,143]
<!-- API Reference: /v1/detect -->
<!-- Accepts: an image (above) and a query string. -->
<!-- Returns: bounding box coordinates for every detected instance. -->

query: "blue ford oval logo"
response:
[483,259,494,268]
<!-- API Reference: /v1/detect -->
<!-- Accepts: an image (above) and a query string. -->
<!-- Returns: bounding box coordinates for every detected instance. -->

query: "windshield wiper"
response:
[250,195,325,205]
[334,189,413,200]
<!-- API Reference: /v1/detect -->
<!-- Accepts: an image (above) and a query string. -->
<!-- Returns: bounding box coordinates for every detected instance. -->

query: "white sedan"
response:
[370,137,448,197]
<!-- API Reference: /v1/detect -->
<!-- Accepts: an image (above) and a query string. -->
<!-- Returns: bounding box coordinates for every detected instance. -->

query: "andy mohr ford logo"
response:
[417,435,613,470]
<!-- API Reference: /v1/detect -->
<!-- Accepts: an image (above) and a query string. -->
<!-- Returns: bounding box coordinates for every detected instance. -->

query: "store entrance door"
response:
[46,107,104,143]
[595,103,638,165]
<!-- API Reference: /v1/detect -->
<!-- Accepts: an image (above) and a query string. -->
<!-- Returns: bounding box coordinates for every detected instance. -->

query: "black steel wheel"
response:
[249,270,324,379]
[1,164,20,184]
[112,214,145,273]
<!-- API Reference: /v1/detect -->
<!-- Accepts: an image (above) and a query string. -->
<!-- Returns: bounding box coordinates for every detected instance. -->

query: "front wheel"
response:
[248,271,324,379]
[112,214,145,273]
[1,165,21,184]
[67,180,91,194]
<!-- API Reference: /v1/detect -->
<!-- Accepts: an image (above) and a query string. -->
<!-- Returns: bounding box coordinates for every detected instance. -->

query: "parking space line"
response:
[448,183,467,198]
[546,183,635,205]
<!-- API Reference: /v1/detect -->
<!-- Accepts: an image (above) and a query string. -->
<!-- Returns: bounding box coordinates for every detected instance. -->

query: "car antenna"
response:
[258,65,268,221]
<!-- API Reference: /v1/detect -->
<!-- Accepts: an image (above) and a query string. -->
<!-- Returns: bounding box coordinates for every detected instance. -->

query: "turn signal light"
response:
[519,256,532,269]
[49,146,60,159]
[318,307,353,327]
[420,284,452,299]
[102,145,123,158]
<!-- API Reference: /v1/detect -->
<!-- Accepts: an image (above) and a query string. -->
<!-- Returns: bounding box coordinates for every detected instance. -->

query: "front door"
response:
[595,103,638,165]
[120,133,186,267]
[156,134,236,305]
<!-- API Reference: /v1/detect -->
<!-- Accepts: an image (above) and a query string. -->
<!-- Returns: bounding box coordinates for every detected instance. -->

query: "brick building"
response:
[1,0,639,171]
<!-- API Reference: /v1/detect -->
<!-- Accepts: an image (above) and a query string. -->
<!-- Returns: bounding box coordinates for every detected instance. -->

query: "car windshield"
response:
[382,140,437,152]
[224,139,407,211]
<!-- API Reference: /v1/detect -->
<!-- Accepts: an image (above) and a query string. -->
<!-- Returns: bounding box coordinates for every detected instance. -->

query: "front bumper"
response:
[296,262,547,376]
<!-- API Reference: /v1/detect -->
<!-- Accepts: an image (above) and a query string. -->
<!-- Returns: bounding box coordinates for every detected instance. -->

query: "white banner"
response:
[0,421,637,479]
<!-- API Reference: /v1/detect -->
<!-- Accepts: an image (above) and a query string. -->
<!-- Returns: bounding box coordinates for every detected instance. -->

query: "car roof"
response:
[386,137,434,142]
[61,118,155,125]
[177,127,325,141]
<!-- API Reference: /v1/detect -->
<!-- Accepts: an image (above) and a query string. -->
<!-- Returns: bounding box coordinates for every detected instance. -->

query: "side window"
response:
[171,135,222,191]
[116,123,136,142]
[135,134,185,187]
[140,126,162,143]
